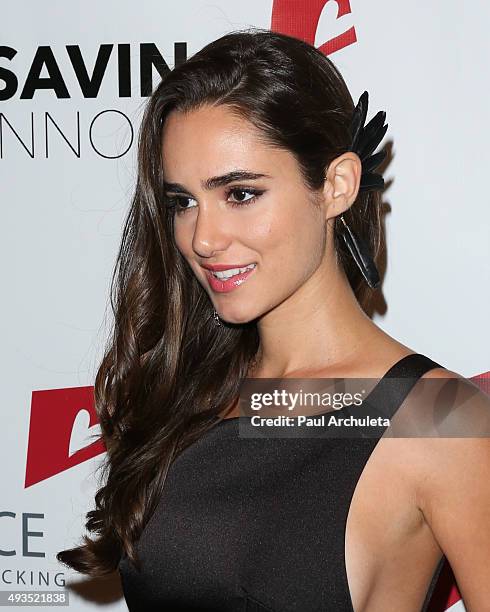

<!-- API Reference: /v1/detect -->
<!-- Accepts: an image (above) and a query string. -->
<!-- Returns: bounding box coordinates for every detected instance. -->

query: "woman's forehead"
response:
[161,105,296,184]
[162,105,263,152]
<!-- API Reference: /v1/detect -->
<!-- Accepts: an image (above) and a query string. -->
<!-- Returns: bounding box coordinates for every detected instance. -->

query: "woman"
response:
[57,28,490,611]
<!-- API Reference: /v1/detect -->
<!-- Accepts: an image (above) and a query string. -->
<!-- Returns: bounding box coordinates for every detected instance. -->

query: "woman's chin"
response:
[217,308,257,325]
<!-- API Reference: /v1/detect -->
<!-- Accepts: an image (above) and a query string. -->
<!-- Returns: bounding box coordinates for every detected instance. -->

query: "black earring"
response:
[337,90,387,290]
[339,214,380,289]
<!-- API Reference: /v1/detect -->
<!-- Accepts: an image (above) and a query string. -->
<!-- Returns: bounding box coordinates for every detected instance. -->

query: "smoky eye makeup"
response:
[165,186,266,215]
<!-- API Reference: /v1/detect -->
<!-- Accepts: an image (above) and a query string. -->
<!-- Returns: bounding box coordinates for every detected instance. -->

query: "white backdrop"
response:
[2,1,488,610]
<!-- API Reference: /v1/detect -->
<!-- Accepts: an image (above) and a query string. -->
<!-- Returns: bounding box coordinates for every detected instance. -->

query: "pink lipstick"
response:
[203,263,257,293]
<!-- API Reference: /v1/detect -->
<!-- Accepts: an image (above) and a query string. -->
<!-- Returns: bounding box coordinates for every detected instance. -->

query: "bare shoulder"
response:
[380,361,490,503]
[420,365,459,379]
[401,359,489,419]
[419,363,473,383]
[412,360,490,458]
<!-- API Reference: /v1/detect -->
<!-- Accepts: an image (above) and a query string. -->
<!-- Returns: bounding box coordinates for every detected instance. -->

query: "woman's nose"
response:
[191,203,231,257]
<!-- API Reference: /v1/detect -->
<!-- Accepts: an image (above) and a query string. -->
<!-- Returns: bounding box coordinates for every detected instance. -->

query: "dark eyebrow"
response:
[163,170,272,194]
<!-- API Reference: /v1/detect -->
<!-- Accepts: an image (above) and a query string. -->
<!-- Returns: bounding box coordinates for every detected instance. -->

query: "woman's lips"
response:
[204,265,256,293]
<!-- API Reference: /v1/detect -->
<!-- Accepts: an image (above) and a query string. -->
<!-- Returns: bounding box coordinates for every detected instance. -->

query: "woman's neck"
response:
[250,262,382,379]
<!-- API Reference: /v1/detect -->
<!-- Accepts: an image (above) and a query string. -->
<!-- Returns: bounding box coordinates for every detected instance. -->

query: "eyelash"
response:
[165,187,264,215]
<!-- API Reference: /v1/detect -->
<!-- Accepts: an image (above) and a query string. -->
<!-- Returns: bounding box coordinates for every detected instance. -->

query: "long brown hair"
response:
[57,26,384,576]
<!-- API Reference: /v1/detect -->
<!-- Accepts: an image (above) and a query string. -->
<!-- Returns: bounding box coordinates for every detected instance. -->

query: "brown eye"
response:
[227,187,264,208]
[165,196,197,214]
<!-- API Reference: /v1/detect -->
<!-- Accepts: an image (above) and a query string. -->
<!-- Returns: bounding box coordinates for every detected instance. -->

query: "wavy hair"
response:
[57,27,384,576]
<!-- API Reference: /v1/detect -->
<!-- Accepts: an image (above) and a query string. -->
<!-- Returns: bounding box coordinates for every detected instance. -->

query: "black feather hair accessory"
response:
[338,90,388,290]
[349,90,388,192]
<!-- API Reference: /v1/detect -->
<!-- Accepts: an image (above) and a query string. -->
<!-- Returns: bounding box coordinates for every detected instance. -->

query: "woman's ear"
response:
[322,152,362,221]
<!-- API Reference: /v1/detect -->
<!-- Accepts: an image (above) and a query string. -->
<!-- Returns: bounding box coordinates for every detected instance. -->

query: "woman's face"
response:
[161,103,330,324]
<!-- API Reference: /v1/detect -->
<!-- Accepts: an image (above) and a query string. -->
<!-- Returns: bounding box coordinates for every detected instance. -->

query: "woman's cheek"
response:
[241,206,282,244]
[173,221,194,257]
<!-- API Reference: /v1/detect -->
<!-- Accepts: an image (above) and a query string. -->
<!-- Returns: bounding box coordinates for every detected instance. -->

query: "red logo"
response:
[271,0,356,55]
[25,386,105,487]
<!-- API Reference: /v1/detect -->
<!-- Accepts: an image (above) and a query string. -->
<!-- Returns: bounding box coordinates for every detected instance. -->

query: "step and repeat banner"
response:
[2,1,489,610]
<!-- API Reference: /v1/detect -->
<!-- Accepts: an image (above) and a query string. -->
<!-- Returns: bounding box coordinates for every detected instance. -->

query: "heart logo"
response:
[26,385,106,487]
[69,408,102,457]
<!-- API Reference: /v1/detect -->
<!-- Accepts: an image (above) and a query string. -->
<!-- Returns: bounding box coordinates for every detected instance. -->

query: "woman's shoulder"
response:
[383,354,490,501]
[421,363,459,379]
[394,352,490,434]
[416,357,488,412]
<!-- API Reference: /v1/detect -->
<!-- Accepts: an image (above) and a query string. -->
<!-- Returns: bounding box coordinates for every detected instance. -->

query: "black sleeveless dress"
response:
[118,353,447,611]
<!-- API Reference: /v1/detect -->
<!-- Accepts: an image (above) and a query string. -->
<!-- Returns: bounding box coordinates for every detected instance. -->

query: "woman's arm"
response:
[414,370,490,611]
